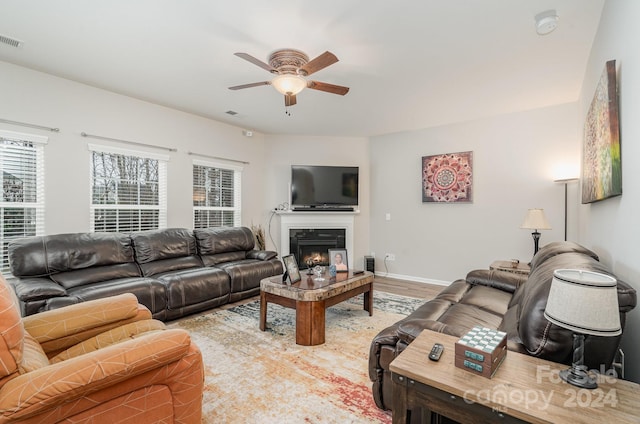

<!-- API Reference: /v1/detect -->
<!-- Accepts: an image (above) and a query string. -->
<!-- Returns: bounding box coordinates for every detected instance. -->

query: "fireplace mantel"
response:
[277,211,356,259]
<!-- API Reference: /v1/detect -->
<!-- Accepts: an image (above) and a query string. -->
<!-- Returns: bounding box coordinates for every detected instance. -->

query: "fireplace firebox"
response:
[290,228,346,269]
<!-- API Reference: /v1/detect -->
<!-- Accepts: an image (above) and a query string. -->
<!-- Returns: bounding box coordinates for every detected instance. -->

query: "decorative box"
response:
[454,326,507,378]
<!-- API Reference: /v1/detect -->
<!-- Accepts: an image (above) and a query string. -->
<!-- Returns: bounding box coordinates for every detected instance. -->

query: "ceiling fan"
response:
[229,49,349,107]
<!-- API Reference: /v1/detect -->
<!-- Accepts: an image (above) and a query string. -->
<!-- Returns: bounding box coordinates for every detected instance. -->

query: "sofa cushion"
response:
[515,251,636,365]
[194,226,254,255]
[8,232,135,277]
[215,259,284,298]
[529,240,599,271]
[0,276,23,380]
[12,277,67,301]
[200,251,247,267]
[156,267,230,309]
[51,263,141,289]
[64,278,168,316]
[138,256,204,277]
[19,332,49,373]
[131,228,197,264]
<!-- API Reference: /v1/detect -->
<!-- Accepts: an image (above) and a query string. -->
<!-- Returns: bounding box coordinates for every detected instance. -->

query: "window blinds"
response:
[89,144,168,233]
[193,160,242,228]
[0,131,47,276]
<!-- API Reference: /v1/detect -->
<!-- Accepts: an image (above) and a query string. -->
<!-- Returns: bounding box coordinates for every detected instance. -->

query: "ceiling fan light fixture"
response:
[271,74,307,95]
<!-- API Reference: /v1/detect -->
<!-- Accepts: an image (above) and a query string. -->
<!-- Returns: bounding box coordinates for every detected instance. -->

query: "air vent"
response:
[0,34,24,48]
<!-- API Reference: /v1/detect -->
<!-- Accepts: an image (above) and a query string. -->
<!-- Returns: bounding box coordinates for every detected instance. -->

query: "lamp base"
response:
[559,365,597,389]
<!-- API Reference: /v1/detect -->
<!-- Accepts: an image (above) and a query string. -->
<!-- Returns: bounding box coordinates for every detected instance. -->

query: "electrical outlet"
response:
[385,253,395,261]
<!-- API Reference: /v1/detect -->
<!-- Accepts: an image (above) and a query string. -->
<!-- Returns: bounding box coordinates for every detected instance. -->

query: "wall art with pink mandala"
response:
[422,151,473,203]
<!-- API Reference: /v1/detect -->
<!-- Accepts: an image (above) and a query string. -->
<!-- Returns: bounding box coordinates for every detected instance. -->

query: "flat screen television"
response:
[291,165,359,210]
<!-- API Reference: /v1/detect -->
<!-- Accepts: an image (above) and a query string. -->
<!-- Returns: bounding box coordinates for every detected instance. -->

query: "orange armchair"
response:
[0,275,203,423]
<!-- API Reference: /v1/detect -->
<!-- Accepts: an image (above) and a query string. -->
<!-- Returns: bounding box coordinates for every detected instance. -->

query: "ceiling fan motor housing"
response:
[269,49,310,75]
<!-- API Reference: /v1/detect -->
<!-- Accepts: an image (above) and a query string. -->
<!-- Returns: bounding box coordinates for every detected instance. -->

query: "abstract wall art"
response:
[582,60,621,204]
[422,151,473,203]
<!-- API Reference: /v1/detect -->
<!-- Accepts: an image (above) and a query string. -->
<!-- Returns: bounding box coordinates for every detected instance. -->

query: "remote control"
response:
[428,343,444,361]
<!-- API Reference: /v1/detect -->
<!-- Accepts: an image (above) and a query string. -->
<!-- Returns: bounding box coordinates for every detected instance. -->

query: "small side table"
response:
[490,260,530,275]
[390,330,640,424]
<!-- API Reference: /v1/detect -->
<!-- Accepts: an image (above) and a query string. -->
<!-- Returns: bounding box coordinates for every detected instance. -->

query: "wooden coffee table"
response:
[259,270,374,345]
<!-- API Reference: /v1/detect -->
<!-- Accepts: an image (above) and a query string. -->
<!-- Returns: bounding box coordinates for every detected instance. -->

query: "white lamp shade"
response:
[520,208,551,230]
[271,74,307,95]
[544,269,621,336]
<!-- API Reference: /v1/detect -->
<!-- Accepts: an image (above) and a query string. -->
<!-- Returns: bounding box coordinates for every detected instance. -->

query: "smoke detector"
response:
[535,10,559,35]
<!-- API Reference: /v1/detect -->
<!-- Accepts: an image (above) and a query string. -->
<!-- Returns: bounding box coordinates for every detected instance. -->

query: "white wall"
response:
[0,61,271,234]
[369,103,580,284]
[261,135,370,269]
[577,0,640,383]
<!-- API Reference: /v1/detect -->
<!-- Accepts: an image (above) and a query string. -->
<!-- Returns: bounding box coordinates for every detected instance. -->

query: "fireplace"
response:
[290,228,345,269]
[278,211,355,270]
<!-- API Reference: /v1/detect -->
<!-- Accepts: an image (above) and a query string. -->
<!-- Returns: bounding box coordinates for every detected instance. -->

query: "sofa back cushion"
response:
[131,228,197,263]
[514,250,636,365]
[8,232,138,283]
[131,228,201,276]
[529,241,599,272]
[194,227,254,255]
[0,275,24,382]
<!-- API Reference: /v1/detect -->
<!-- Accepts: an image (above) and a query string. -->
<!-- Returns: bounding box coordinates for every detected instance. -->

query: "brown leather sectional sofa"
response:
[8,226,283,320]
[368,241,637,411]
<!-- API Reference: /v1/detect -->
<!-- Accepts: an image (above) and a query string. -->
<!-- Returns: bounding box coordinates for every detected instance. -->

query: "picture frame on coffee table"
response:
[329,249,349,273]
[282,254,301,283]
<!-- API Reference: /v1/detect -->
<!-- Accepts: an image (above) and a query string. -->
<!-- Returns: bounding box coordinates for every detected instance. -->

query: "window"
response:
[193,160,242,228]
[89,144,167,233]
[0,130,47,276]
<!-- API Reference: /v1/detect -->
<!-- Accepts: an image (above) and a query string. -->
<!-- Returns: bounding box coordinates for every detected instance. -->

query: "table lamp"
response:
[544,269,621,389]
[520,208,551,255]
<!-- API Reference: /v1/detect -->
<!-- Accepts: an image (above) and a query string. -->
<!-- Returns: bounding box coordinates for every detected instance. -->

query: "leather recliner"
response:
[368,241,637,411]
[0,275,204,423]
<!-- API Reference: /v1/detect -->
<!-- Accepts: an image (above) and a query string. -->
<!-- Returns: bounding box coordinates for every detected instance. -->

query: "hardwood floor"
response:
[373,274,443,300]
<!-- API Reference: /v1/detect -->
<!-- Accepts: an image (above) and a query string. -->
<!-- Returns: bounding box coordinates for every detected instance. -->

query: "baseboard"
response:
[374,271,450,286]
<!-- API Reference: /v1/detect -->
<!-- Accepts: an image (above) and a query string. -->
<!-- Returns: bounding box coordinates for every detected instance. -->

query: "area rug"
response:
[168,291,427,423]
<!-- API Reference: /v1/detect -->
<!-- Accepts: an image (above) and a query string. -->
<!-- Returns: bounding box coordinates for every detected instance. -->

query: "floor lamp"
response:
[554,178,579,241]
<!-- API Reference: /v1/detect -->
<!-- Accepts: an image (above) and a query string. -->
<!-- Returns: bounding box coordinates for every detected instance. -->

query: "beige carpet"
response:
[168,292,426,424]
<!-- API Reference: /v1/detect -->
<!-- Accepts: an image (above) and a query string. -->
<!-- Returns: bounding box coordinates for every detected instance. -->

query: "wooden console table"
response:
[390,330,639,424]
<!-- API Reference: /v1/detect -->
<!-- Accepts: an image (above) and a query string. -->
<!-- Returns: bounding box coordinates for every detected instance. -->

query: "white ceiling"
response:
[0,1,605,137]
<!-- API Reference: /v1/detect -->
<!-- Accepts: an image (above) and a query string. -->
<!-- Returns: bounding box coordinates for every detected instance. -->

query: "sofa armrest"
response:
[246,250,278,261]
[23,293,152,355]
[466,269,527,294]
[0,329,192,417]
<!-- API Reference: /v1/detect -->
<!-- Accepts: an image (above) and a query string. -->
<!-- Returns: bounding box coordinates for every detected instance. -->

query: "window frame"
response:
[192,159,242,228]
[89,143,168,233]
[0,130,48,276]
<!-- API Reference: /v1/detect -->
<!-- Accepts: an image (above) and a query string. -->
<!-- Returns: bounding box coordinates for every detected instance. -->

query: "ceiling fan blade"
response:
[285,93,297,107]
[228,81,270,90]
[307,80,350,95]
[234,52,277,73]
[299,51,338,76]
